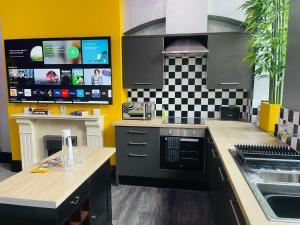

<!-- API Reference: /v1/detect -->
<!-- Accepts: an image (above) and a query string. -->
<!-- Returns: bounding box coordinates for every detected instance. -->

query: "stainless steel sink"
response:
[265,194,300,219]
[254,182,300,221]
[257,171,300,184]
[256,182,300,196]
[230,149,300,222]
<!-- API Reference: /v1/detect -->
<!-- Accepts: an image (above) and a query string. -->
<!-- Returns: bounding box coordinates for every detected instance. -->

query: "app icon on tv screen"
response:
[10,89,17,97]
[24,89,32,97]
[53,89,61,97]
[69,90,76,97]
[82,40,109,64]
[76,89,84,98]
[61,89,69,97]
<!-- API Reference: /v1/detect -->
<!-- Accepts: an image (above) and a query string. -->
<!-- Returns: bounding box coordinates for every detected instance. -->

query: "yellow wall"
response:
[0,0,126,164]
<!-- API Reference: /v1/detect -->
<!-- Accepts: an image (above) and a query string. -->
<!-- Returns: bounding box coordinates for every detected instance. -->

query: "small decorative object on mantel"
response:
[70,110,89,116]
[32,108,51,115]
[241,0,290,132]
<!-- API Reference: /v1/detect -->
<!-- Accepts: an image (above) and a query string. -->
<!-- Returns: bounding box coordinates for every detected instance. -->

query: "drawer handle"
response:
[211,147,216,159]
[180,138,199,142]
[207,138,213,144]
[219,82,240,85]
[218,167,225,182]
[128,130,147,134]
[70,196,80,205]
[128,153,147,158]
[133,82,152,85]
[230,200,241,225]
[128,141,147,146]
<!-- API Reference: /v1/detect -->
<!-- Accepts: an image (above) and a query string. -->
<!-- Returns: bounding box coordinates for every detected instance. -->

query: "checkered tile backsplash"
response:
[278,107,300,151]
[245,99,259,123]
[128,57,248,119]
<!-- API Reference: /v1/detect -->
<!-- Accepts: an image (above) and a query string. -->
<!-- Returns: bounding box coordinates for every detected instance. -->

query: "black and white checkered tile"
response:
[245,99,259,123]
[128,57,248,119]
[279,107,300,151]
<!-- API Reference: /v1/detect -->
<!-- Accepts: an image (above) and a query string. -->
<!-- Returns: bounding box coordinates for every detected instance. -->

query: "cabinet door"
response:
[89,161,112,225]
[207,33,252,90]
[207,136,246,225]
[282,0,300,111]
[122,36,164,89]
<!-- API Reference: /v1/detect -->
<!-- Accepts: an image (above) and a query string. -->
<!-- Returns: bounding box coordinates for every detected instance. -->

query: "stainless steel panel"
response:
[160,128,205,137]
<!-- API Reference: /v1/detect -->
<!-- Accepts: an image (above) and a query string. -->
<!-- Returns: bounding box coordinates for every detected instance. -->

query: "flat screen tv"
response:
[4,37,112,104]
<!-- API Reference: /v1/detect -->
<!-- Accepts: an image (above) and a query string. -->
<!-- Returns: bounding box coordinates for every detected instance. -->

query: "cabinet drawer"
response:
[58,181,88,224]
[116,127,159,150]
[117,146,158,177]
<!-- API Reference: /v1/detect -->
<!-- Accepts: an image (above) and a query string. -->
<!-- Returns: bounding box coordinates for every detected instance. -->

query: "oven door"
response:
[160,136,204,171]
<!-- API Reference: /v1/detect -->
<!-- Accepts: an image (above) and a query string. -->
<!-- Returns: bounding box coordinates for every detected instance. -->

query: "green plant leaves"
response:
[241,0,289,104]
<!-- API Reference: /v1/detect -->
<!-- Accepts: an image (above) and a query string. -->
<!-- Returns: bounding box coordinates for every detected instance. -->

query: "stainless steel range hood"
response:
[162,39,209,57]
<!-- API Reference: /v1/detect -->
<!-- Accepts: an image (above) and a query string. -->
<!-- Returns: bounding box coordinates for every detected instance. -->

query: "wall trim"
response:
[11,160,22,172]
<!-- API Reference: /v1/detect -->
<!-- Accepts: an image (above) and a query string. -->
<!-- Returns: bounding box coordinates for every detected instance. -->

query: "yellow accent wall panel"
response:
[0,0,126,163]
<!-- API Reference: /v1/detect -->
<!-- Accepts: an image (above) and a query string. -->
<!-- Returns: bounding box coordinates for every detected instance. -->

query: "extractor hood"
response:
[162,39,209,57]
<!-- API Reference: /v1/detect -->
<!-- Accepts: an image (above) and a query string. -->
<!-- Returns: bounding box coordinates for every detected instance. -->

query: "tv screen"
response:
[4,37,112,104]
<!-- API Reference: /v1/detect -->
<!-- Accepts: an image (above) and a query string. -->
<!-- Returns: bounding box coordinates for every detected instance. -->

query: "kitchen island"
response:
[0,147,115,225]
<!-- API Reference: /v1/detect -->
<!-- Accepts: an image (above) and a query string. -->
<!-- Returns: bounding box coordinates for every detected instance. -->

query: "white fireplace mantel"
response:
[12,113,104,170]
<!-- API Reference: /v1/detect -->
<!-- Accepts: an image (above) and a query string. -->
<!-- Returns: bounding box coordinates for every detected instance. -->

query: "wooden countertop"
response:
[0,147,115,209]
[114,118,298,225]
[113,118,208,129]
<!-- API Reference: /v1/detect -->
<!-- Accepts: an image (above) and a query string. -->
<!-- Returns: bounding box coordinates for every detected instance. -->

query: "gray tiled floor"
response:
[0,163,15,182]
[112,185,214,225]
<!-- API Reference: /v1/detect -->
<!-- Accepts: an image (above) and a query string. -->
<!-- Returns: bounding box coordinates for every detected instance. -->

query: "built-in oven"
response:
[160,128,205,172]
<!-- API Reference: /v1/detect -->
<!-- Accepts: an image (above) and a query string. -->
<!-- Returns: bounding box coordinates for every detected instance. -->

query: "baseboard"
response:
[116,175,207,191]
[11,160,22,172]
[0,152,12,163]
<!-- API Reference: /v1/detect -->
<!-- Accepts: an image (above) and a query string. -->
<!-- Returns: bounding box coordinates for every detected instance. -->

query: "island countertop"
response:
[0,147,115,209]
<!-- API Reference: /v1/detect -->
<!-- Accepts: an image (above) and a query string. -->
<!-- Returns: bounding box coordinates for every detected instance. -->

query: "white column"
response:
[85,117,104,148]
[15,119,38,170]
[0,25,11,153]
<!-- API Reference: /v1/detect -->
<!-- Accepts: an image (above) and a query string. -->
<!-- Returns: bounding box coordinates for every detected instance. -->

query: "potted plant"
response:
[241,0,289,132]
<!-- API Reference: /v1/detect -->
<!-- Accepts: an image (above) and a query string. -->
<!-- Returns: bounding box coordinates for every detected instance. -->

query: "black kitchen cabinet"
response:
[206,33,253,90]
[282,0,300,111]
[116,126,160,181]
[122,36,164,89]
[89,161,112,225]
[206,133,246,225]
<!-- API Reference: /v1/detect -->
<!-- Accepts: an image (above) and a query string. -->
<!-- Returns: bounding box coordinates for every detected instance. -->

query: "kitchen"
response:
[0,0,299,225]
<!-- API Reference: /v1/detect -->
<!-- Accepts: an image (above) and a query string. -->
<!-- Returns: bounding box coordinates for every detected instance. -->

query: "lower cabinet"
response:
[206,133,246,225]
[116,127,160,179]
